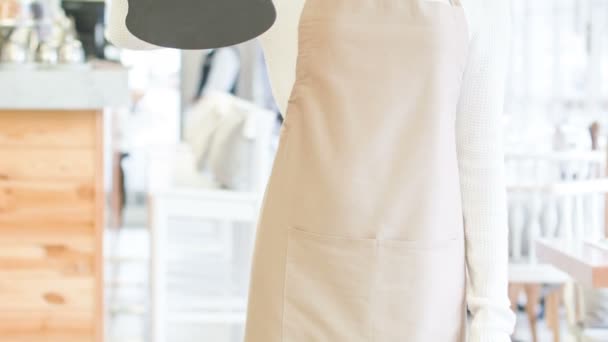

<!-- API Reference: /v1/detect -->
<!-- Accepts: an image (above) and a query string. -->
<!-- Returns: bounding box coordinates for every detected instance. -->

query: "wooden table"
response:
[537,238,608,288]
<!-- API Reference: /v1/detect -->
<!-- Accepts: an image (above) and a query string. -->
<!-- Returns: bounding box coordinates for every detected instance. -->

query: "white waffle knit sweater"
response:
[454,3,516,342]
[106,0,516,340]
[452,2,517,341]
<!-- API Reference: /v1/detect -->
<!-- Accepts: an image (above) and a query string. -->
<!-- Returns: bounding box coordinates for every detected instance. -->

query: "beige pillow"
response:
[183,96,224,169]
[207,106,252,190]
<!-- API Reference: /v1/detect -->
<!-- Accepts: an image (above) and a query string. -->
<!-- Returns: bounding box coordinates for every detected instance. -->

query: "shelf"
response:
[0,18,51,28]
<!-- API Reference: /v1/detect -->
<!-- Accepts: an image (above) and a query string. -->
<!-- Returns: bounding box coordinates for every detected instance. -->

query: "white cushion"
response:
[172,143,216,188]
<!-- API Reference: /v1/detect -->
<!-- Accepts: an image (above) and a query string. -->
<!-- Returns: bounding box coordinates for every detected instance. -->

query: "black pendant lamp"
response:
[125,0,276,49]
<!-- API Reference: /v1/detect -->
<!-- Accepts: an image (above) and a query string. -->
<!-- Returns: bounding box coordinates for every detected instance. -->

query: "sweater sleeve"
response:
[455,1,517,341]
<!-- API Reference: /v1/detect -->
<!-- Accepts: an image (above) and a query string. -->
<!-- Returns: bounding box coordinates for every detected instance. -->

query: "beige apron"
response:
[245,0,470,340]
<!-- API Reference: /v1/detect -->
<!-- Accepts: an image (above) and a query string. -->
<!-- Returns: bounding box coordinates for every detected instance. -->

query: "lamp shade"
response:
[125,0,276,49]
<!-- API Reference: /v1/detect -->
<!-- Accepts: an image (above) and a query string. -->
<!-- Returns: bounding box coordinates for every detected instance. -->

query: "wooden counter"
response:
[0,63,127,342]
[0,110,103,342]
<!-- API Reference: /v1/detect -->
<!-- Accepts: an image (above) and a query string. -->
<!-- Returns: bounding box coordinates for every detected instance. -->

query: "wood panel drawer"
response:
[0,310,93,342]
[0,235,94,277]
[0,276,94,311]
[0,223,93,245]
[0,111,96,148]
[0,149,95,182]
[0,180,95,224]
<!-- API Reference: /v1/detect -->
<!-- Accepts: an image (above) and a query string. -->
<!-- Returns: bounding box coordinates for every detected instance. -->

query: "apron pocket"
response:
[373,237,466,341]
[282,226,465,342]
[283,226,376,341]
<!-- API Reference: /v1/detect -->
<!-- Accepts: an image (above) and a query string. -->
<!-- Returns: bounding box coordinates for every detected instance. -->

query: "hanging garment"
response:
[183,91,274,190]
[195,47,241,99]
[244,0,470,340]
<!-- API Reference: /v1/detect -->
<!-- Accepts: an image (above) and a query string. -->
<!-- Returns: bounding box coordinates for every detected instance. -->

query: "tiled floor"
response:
[105,203,582,342]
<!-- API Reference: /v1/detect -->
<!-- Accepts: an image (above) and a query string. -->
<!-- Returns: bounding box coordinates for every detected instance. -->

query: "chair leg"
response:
[546,287,562,342]
[509,283,523,310]
[525,284,542,342]
[509,283,523,340]
[111,151,126,229]
[563,282,586,342]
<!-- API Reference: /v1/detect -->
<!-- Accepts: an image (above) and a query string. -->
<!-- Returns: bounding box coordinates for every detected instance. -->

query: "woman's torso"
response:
[259,0,474,115]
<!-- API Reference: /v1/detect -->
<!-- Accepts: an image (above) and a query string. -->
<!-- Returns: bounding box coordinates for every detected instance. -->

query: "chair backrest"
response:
[506,150,607,265]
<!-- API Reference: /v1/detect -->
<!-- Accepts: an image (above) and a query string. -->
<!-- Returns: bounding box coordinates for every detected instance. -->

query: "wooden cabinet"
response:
[0,110,104,342]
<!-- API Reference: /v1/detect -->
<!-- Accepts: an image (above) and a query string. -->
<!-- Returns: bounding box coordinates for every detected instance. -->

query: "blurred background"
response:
[1,0,608,341]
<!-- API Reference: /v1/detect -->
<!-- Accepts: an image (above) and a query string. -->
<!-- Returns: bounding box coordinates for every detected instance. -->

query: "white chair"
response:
[506,149,608,342]
[147,95,275,342]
